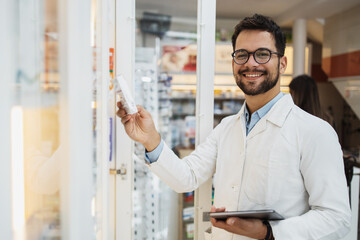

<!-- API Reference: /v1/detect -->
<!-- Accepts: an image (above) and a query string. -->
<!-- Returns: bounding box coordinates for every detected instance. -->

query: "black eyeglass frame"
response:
[231,48,283,65]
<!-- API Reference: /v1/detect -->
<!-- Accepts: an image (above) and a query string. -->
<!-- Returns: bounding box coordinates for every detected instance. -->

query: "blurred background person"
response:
[289,74,335,126]
[289,74,322,117]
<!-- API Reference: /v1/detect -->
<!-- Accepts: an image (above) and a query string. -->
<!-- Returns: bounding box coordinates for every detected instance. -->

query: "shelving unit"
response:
[176,148,195,240]
[170,96,244,123]
[134,48,180,240]
[182,195,195,240]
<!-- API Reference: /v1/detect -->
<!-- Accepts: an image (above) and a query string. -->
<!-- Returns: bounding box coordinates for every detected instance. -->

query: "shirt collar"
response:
[244,92,284,123]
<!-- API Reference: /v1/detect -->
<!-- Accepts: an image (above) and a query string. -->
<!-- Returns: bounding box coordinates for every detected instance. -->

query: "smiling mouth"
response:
[242,72,264,78]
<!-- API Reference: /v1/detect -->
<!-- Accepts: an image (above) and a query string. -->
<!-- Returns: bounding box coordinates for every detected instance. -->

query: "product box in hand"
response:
[114,75,138,115]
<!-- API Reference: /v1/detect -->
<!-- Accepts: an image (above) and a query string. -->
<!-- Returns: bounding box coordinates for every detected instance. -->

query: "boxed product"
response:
[114,75,138,114]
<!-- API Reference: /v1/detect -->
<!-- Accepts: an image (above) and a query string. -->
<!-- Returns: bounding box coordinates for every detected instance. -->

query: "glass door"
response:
[91,0,114,238]
[111,0,216,239]
[5,0,98,239]
[134,0,200,238]
[13,1,63,238]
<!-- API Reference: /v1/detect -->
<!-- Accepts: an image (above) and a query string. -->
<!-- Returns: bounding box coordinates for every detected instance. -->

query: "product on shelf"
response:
[184,191,194,202]
[184,116,196,147]
[186,223,195,238]
[183,206,194,221]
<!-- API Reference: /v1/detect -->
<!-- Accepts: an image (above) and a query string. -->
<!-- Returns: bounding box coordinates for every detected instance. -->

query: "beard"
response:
[234,62,280,96]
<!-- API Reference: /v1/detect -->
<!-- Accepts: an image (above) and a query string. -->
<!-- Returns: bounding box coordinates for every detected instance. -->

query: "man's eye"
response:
[236,54,248,59]
[256,51,270,58]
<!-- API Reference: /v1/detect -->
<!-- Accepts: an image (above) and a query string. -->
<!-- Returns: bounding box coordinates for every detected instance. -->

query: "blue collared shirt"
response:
[145,139,164,163]
[244,92,284,135]
[146,92,284,163]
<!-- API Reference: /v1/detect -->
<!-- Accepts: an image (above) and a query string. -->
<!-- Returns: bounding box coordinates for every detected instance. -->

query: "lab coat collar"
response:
[237,94,294,138]
[266,94,294,127]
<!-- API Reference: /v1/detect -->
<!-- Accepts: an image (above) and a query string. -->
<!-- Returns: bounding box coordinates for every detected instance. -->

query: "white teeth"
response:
[245,74,261,77]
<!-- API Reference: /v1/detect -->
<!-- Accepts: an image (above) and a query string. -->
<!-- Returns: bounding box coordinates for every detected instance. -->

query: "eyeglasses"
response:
[231,48,283,65]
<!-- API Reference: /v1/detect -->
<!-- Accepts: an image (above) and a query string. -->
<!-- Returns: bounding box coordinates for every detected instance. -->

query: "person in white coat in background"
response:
[117,14,351,240]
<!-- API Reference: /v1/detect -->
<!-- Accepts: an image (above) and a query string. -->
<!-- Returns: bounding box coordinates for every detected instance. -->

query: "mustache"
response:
[238,69,267,75]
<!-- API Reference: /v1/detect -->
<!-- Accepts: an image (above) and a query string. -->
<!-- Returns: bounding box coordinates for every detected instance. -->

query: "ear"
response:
[279,56,287,74]
[232,59,235,72]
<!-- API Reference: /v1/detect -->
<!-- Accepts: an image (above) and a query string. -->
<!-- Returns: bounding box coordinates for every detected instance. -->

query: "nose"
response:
[245,53,259,66]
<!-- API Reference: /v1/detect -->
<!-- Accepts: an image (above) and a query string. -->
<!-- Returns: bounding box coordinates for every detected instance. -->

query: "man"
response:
[117,14,351,240]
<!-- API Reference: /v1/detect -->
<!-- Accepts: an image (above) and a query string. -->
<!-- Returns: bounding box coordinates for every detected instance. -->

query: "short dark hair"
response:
[231,14,286,55]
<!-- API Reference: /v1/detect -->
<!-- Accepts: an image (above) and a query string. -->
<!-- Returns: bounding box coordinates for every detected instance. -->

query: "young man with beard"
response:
[117,14,351,240]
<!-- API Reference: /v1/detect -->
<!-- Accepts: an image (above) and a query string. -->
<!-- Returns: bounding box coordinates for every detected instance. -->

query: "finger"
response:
[210,217,216,225]
[226,217,238,226]
[116,101,129,117]
[212,218,229,230]
[136,105,151,118]
[210,206,227,225]
[210,205,226,212]
[213,218,244,236]
[211,216,227,226]
[210,208,217,225]
[223,218,261,236]
[117,101,131,115]
[216,207,226,212]
[121,115,132,124]
[210,206,226,223]
[116,108,127,118]
[117,101,123,108]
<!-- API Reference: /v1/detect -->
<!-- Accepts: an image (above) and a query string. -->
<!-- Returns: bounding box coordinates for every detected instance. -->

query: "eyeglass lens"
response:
[233,49,271,64]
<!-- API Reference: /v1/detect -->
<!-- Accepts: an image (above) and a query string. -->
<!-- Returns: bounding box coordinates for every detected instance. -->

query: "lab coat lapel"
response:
[266,94,294,128]
[247,117,267,140]
[246,94,294,140]
[238,104,247,147]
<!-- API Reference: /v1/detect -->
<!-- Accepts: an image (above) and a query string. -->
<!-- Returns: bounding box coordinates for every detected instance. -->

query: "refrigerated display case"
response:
[12,1,63,238]
[2,0,113,239]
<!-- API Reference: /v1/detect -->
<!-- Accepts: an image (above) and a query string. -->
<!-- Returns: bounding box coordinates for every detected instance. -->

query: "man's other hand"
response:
[210,206,268,239]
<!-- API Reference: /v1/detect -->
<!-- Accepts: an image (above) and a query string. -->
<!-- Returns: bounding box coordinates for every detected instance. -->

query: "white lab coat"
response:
[148,94,351,239]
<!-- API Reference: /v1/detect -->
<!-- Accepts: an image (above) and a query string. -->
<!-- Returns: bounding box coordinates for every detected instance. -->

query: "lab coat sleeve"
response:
[147,122,220,193]
[271,123,351,239]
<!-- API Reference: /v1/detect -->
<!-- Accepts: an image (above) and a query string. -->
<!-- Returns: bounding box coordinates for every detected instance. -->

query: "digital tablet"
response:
[209,209,284,221]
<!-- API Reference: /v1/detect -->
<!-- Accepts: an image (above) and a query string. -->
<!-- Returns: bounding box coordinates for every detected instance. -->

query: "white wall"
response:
[322,4,360,148]
[323,4,360,58]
